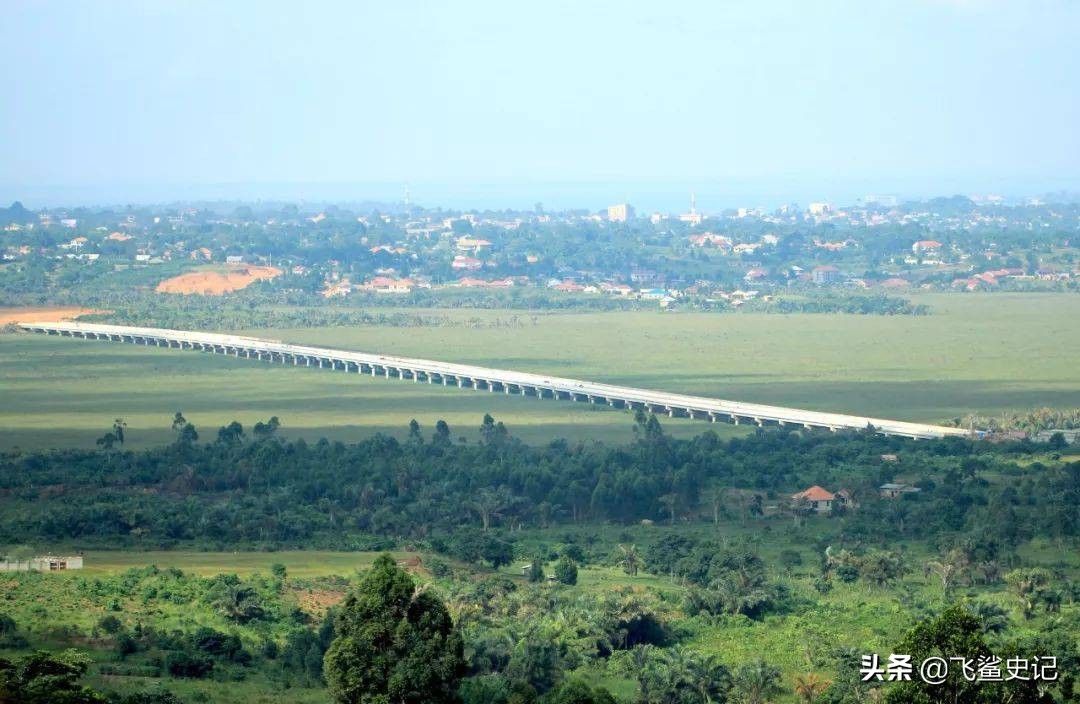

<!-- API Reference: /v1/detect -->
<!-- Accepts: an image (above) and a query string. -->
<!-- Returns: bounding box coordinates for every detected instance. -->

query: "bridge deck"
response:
[17,321,973,440]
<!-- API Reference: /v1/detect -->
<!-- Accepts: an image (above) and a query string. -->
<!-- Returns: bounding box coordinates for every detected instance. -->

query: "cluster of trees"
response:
[950,408,1080,434]
[320,557,1077,704]
[740,292,929,316]
[0,649,182,703]
[2,415,1077,556]
[644,536,791,618]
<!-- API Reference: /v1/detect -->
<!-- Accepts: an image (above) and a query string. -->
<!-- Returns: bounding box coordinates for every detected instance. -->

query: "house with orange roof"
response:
[455,236,492,253]
[912,240,943,254]
[361,276,414,293]
[791,485,838,514]
[451,255,483,271]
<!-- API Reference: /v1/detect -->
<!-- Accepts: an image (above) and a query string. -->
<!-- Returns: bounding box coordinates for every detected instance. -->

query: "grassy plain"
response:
[0,293,1077,450]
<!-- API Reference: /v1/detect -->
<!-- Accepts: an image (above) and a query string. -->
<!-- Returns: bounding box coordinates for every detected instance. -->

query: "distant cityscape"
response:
[1,191,1076,310]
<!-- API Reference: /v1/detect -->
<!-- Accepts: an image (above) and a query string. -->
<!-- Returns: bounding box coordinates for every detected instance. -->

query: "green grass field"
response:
[1,293,1077,450]
[76,550,407,578]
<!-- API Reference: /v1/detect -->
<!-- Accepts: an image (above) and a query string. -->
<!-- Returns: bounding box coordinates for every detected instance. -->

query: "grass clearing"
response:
[1,293,1077,450]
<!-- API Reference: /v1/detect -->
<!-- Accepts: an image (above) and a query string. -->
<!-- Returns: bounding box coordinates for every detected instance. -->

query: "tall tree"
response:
[323,554,465,704]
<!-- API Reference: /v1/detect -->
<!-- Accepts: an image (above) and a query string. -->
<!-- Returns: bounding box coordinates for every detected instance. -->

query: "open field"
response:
[76,550,409,578]
[0,293,1077,450]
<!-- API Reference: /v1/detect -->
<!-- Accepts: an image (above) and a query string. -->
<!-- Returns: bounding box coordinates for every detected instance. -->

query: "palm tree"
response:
[977,560,1003,585]
[732,659,782,704]
[793,673,831,703]
[618,544,642,577]
[684,651,729,704]
[925,548,967,596]
[631,644,655,703]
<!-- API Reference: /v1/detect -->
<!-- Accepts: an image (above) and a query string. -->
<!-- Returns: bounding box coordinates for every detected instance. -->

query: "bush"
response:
[165,651,214,678]
[836,564,859,583]
[115,632,139,658]
[0,613,27,649]
[527,556,545,583]
[189,627,248,664]
[554,557,578,586]
[119,690,184,704]
[261,639,279,660]
[427,557,453,578]
[779,549,803,570]
[561,544,586,565]
[98,615,123,634]
[546,679,617,704]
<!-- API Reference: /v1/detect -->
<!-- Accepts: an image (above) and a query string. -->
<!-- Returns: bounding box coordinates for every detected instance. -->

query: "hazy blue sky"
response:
[2,0,1078,210]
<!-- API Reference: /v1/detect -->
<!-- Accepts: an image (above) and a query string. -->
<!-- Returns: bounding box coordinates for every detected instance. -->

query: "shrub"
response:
[98,615,123,634]
[554,557,578,586]
[165,651,213,678]
[836,564,859,583]
[115,632,139,658]
[779,549,803,570]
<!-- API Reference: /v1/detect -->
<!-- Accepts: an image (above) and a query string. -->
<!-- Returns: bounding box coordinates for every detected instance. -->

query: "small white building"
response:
[0,555,84,572]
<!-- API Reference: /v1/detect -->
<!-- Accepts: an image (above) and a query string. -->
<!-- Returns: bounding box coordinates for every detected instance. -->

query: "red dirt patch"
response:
[0,307,103,325]
[295,587,347,617]
[156,266,281,295]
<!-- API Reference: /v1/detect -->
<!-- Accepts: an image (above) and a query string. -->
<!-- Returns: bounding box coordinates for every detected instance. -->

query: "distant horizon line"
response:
[2,177,1079,213]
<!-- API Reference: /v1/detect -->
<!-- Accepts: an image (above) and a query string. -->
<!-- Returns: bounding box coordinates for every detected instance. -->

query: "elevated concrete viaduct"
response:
[18,321,974,440]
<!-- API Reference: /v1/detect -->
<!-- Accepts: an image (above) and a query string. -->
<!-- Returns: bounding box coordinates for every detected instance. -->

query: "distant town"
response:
[1,192,1076,311]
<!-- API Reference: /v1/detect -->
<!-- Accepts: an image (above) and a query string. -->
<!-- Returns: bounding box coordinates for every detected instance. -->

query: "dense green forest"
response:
[2,414,1077,551]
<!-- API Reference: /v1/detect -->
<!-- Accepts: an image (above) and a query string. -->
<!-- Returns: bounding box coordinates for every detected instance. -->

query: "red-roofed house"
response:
[912,240,943,254]
[791,485,837,514]
[452,255,483,271]
[744,267,768,282]
[362,276,414,293]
